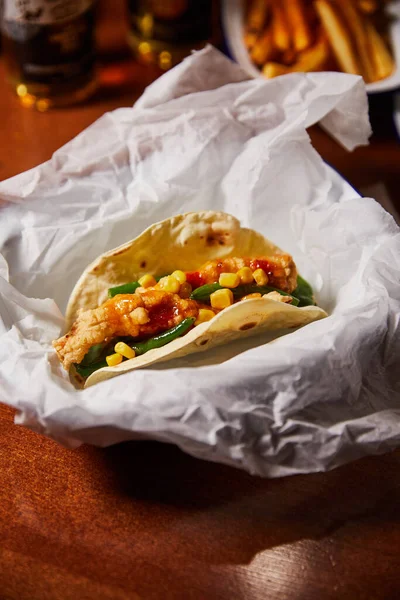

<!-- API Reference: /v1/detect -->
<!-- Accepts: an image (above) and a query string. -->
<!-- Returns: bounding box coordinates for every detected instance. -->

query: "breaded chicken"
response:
[187,255,297,292]
[53,289,199,370]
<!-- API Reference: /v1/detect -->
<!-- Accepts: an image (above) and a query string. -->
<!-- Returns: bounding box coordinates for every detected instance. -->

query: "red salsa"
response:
[186,271,204,289]
[249,259,273,277]
[147,304,175,330]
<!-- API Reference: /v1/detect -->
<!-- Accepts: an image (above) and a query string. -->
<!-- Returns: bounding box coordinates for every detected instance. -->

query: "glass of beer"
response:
[1,0,98,110]
[128,0,213,70]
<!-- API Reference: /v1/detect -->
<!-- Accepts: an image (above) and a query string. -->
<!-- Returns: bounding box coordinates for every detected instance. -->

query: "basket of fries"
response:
[222,0,400,93]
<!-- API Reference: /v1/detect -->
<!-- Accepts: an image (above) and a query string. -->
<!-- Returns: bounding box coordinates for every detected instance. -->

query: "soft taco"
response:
[53,211,327,388]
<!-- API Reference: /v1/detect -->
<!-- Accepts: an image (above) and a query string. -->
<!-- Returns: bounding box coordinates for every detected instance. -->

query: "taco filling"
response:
[53,254,317,381]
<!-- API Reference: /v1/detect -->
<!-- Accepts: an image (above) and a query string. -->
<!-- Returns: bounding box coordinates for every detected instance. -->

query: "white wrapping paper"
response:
[1,46,399,477]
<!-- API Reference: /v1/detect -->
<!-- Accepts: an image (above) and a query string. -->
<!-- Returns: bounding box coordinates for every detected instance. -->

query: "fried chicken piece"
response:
[188,255,298,292]
[53,289,199,371]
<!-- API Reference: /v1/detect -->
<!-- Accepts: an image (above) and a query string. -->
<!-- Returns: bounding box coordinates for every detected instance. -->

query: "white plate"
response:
[222,0,400,94]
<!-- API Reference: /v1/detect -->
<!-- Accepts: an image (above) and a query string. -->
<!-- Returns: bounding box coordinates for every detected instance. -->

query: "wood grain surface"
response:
[2,403,400,600]
[1,13,400,598]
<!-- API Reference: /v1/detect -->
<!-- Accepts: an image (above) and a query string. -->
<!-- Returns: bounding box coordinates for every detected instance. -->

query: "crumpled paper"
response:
[1,46,399,477]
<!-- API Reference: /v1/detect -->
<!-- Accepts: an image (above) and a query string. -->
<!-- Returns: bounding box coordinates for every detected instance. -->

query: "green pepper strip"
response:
[74,317,196,379]
[108,275,166,298]
[79,342,107,366]
[129,317,195,355]
[190,283,299,307]
[292,275,316,307]
[108,281,140,298]
[75,359,108,379]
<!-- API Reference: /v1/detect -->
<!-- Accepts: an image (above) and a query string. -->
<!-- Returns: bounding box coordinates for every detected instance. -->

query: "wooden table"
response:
[1,47,400,599]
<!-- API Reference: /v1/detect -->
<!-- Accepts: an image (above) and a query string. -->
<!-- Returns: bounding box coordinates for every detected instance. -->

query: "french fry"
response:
[244,31,258,51]
[246,0,269,36]
[245,0,394,83]
[314,0,363,75]
[334,0,376,83]
[365,19,395,80]
[357,0,378,14]
[271,3,291,52]
[263,32,330,78]
[294,33,330,71]
[250,26,275,65]
[283,0,313,52]
[245,0,269,51]
[263,63,290,78]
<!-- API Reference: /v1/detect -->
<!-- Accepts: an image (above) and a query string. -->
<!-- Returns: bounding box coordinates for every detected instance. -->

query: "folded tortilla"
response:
[59,211,327,388]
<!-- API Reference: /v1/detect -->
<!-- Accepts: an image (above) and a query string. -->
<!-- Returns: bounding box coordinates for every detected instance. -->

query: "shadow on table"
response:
[101,439,400,566]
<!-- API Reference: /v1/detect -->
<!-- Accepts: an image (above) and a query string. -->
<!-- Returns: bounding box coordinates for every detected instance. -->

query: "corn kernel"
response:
[130,307,150,324]
[139,274,157,288]
[114,341,136,359]
[171,270,186,284]
[237,267,254,285]
[219,272,240,288]
[195,308,215,325]
[210,288,234,310]
[106,353,123,367]
[253,268,268,286]
[158,275,180,293]
[179,282,192,298]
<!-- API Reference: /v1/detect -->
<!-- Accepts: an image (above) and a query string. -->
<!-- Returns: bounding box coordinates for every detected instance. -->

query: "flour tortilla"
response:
[65,211,327,388]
